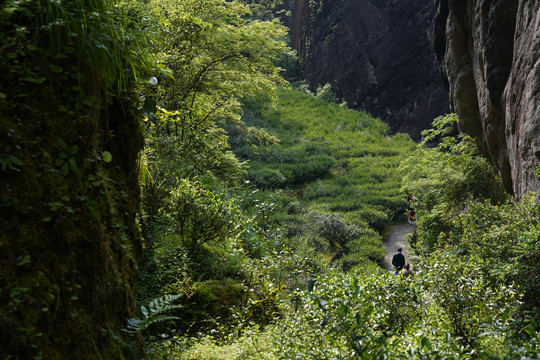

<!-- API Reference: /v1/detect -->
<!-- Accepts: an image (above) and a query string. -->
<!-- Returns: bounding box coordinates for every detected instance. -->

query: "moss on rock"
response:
[0,1,144,358]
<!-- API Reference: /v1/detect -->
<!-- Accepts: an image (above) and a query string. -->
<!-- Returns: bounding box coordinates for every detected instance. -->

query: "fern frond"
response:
[123,294,183,334]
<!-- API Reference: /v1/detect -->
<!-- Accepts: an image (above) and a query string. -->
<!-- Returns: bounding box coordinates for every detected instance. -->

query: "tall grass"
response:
[237,87,415,223]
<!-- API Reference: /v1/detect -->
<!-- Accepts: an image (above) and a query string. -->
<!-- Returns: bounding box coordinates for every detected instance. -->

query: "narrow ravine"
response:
[382,223,416,271]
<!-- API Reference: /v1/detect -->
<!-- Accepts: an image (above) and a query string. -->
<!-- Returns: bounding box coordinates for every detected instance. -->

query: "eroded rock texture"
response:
[283,0,449,138]
[434,0,540,198]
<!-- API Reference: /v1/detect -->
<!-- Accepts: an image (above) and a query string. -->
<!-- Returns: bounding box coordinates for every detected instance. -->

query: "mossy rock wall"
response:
[0,2,143,359]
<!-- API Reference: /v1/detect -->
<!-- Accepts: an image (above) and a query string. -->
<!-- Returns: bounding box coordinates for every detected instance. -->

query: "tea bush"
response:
[451,196,540,320]
[421,252,520,349]
[246,165,287,188]
[273,271,422,359]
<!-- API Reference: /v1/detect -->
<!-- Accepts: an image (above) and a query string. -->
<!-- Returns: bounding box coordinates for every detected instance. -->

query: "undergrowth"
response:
[141,112,540,359]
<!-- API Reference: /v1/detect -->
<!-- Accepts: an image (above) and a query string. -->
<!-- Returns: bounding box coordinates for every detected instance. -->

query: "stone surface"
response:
[283,0,449,138]
[434,0,540,198]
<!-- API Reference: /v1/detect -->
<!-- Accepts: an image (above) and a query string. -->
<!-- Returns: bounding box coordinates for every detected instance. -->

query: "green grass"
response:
[237,86,416,224]
[227,86,418,277]
[141,85,418,354]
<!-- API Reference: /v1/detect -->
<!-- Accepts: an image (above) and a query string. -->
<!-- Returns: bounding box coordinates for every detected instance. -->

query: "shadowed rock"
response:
[434,0,540,198]
[283,0,449,139]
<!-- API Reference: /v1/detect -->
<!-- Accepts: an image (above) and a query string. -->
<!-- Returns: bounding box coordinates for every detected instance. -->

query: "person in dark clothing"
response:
[392,247,405,274]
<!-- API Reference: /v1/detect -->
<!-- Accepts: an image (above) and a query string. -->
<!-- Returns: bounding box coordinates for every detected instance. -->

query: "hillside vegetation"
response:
[138,84,416,345]
[143,98,540,360]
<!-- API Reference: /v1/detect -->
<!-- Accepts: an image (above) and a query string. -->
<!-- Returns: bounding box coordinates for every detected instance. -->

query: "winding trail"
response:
[383,223,416,270]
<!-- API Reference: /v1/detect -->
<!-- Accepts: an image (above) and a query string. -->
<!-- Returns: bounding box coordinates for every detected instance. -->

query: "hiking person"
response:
[408,208,416,224]
[408,200,416,225]
[392,247,405,275]
[402,263,414,279]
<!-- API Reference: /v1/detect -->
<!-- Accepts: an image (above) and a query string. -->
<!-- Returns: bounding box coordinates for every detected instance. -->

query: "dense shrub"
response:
[452,195,540,320]
[273,272,422,358]
[176,279,249,335]
[247,166,286,188]
[400,114,507,252]
[146,327,279,359]
[339,236,385,272]
[165,179,247,248]
[355,206,389,232]
[508,226,540,319]
[155,241,244,289]
[316,213,350,247]
[287,154,336,184]
[303,180,343,199]
[421,253,520,349]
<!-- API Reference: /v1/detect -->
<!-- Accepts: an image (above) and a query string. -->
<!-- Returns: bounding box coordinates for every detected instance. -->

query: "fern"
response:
[123,294,183,334]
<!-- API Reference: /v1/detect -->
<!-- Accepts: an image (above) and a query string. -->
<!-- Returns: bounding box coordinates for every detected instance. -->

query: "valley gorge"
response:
[282,0,450,138]
[283,0,540,198]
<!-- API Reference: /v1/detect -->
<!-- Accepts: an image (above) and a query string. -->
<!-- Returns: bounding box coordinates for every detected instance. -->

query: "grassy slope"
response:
[143,86,418,358]
[147,89,540,360]
[235,86,416,270]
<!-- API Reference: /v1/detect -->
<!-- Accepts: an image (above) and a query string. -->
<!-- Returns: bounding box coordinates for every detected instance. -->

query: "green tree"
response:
[165,179,247,248]
[454,196,540,320]
[239,0,288,20]
[143,0,288,178]
[139,0,290,231]
[399,114,506,251]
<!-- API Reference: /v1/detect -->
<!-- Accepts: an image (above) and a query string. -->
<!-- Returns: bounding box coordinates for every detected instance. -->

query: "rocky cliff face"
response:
[0,4,143,358]
[283,0,449,138]
[433,0,540,198]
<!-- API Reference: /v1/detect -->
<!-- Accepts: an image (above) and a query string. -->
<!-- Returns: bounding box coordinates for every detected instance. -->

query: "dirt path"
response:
[383,223,416,271]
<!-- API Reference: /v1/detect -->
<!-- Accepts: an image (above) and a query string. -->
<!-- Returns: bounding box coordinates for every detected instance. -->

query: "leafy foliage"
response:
[400,114,507,252]
[140,0,288,180]
[124,294,183,335]
[135,1,295,348]
[239,0,289,21]
[138,0,290,242]
[422,254,519,349]
[274,272,420,359]
[147,110,540,359]
[395,113,540,357]
[165,179,247,248]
